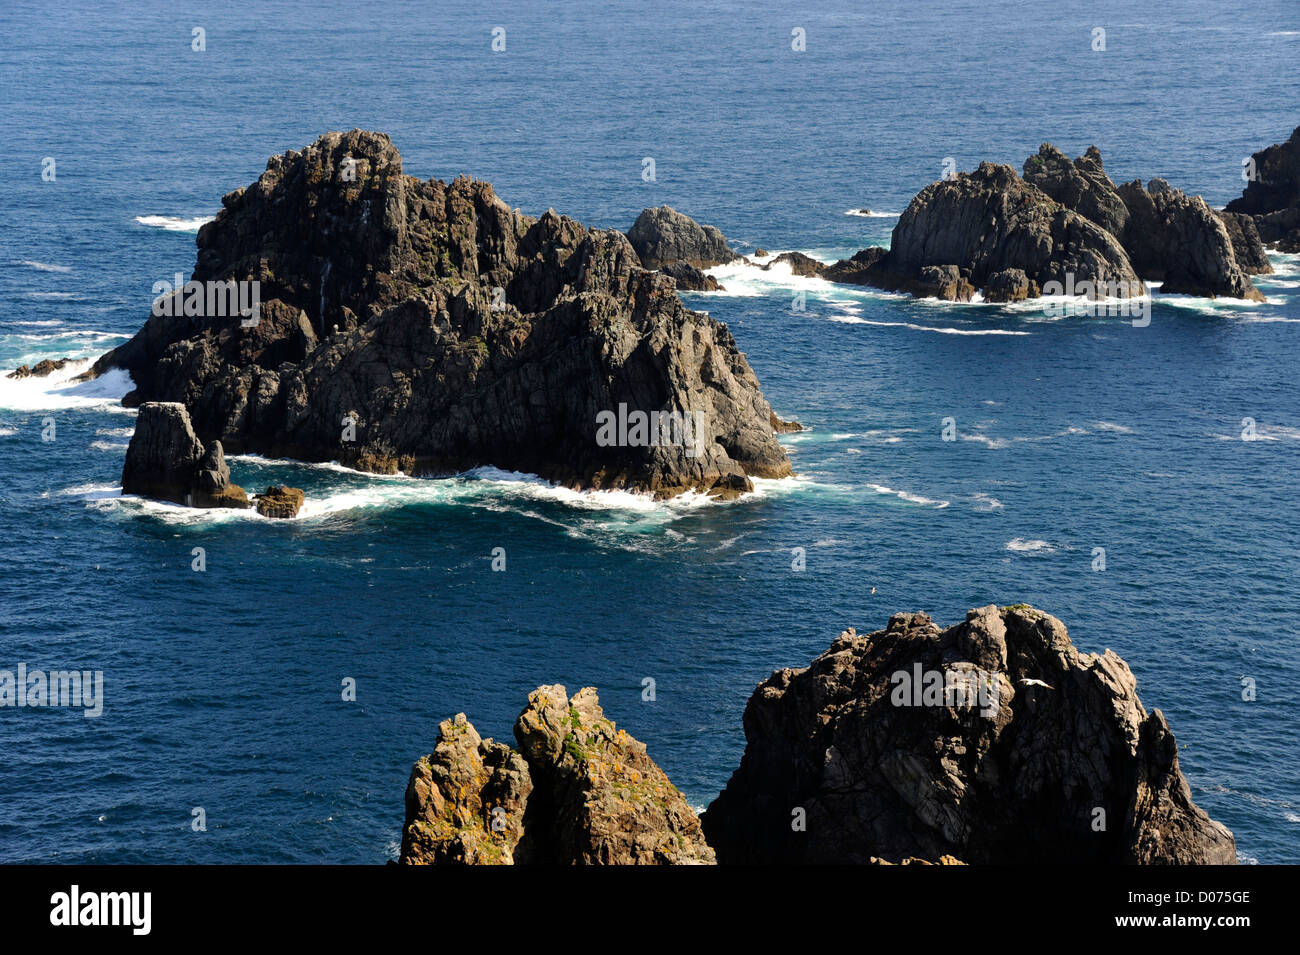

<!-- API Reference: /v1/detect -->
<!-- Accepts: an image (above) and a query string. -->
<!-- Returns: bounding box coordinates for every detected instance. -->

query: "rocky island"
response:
[813,143,1273,304]
[91,130,793,506]
[399,605,1236,865]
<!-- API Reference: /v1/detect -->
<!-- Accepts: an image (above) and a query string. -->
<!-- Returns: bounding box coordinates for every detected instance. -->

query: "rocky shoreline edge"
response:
[398,604,1237,865]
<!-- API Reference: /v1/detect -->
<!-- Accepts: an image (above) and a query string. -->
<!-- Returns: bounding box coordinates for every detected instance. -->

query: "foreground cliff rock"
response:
[701,604,1236,865]
[1227,124,1300,252]
[400,684,714,864]
[88,131,791,500]
[829,143,1268,303]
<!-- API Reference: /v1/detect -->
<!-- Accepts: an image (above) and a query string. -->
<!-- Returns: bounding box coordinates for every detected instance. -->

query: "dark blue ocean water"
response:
[1,0,1297,863]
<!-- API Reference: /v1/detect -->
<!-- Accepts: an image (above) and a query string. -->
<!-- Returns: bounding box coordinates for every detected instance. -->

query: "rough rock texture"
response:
[255,485,305,519]
[400,685,714,865]
[823,246,888,286]
[1117,179,1266,301]
[702,604,1237,865]
[87,131,790,500]
[1023,143,1132,239]
[762,251,826,277]
[829,163,1143,303]
[400,713,533,864]
[1217,211,1274,275]
[626,205,738,269]
[1023,143,1268,295]
[121,403,252,508]
[1228,125,1300,251]
[658,260,723,292]
[6,358,72,379]
[1227,124,1300,216]
[982,267,1038,303]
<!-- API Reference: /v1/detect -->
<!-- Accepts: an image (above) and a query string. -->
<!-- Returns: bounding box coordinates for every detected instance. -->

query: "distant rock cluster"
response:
[819,144,1273,303]
[400,605,1236,866]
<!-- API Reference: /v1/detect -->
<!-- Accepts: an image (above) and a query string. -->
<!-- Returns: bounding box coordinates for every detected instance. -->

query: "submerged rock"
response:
[400,684,714,865]
[701,604,1236,865]
[87,131,789,500]
[6,358,72,379]
[626,205,738,270]
[254,485,304,519]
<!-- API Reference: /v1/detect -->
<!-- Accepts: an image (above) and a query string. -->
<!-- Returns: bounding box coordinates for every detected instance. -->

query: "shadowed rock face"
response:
[89,131,790,499]
[400,685,715,865]
[701,605,1237,865]
[1228,125,1300,251]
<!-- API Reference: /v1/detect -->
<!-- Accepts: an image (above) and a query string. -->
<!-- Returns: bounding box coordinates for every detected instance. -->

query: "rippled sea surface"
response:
[1,0,1297,863]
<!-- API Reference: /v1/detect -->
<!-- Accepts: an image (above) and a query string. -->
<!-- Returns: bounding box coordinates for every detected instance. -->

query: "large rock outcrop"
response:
[828,163,1144,303]
[626,205,738,270]
[1228,124,1300,252]
[87,131,790,500]
[400,685,714,865]
[701,604,1237,865]
[1022,144,1269,293]
[121,402,250,508]
[1115,178,1266,300]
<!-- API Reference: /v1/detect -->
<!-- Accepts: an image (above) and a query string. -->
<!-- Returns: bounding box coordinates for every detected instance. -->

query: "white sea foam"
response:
[14,260,73,273]
[1093,421,1135,434]
[830,317,1030,336]
[134,214,215,232]
[8,320,65,328]
[89,440,129,452]
[844,209,900,218]
[1006,537,1054,553]
[0,358,134,411]
[0,427,16,437]
[867,483,949,508]
[971,492,1003,511]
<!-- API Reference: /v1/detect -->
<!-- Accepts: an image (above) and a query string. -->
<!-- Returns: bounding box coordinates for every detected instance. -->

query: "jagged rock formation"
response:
[1115,179,1266,299]
[1218,211,1274,274]
[657,260,723,291]
[121,402,250,508]
[255,485,304,519]
[1022,144,1268,295]
[6,358,72,379]
[701,604,1237,865]
[762,251,826,278]
[827,163,1144,303]
[626,205,738,270]
[825,144,1271,303]
[400,685,714,865]
[1228,124,1300,252]
[87,131,790,500]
